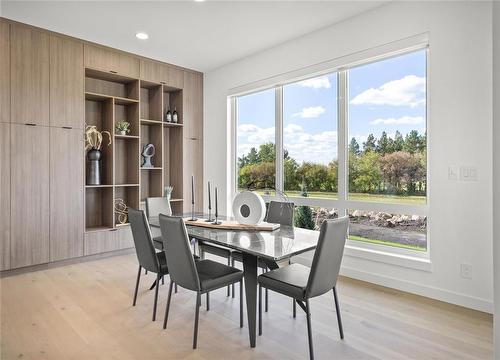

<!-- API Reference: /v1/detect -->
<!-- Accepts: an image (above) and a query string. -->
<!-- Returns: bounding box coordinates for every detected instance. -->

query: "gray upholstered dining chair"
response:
[159,214,244,349]
[145,197,171,251]
[231,200,295,311]
[257,216,349,360]
[129,208,169,321]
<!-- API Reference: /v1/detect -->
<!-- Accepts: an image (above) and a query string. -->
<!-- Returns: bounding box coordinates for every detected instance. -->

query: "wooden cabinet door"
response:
[0,123,10,270]
[0,21,10,124]
[183,71,203,140]
[117,226,134,250]
[50,127,84,261]
[183,138,203,213]
[167,66,184,89]
[50,36,84,129]
[84,229,118,256]
[140,60,184,89]
[140,59,165,83]
[84,44,139,78]
[10,124,49,268]
[11,25,49,126]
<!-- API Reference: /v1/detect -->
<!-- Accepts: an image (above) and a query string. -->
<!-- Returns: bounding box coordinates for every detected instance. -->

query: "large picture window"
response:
[233,47,428,254]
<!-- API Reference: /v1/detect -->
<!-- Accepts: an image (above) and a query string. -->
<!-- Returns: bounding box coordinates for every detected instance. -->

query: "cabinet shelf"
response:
[141,167,162,170]
[115,134,139,139]
[115,184,139,187]
[85,91,138,105]
[163,122,183,128]
[86,184,113,188]
[140,118,164,125]
[85,226,115,233]
[85,67,138,84]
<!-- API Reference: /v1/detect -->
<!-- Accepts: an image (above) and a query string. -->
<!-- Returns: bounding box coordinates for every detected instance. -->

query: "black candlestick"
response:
[213,187,221,225]
[188,175,198,221]
[205,181,214,222]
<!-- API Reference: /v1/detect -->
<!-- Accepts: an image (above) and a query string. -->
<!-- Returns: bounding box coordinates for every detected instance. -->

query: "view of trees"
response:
[238,130,426,196]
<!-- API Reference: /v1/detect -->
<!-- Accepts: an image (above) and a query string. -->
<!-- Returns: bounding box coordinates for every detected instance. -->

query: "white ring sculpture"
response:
[232,191,266,225]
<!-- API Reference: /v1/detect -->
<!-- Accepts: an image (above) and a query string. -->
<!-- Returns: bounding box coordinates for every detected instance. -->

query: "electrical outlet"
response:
[460,166,478,181]
[448,167,458,180]
[460,263,472,279]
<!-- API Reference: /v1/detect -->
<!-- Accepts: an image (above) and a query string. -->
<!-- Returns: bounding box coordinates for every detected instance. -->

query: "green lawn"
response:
[348,235,426,251]
[252,189,426,205]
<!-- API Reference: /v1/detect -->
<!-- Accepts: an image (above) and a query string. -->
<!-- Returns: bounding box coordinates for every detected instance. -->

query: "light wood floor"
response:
[0,253,493,360]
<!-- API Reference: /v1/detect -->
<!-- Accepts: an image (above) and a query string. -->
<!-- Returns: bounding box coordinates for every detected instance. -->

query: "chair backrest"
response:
[145,197,172,219]
[265,201,295,226]
[159,214,200,292]
[128,208,160,273]
[306,216,349,298]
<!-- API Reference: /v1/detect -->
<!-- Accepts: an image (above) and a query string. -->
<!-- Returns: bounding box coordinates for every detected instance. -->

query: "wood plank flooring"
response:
[0,254,493,360]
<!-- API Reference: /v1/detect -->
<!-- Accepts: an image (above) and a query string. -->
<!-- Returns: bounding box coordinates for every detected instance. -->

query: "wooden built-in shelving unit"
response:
[84,68,186,231]
[1,17,202,270]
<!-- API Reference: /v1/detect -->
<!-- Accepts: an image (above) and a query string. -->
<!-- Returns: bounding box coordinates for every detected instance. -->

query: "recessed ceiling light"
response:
[194,0,205,2]
[136,32,149,40]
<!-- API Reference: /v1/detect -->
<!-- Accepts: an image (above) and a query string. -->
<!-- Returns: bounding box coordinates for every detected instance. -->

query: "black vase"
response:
[86,148,102,185]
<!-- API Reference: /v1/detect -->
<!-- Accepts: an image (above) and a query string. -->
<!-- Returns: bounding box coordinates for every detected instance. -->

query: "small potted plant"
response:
[115,121,130,135]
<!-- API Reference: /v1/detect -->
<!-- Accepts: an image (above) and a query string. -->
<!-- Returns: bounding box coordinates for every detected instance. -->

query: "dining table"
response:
[149,213,319,348]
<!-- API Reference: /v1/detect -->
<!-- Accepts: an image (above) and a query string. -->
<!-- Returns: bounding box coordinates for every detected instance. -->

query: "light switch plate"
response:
[448,167,458,180]
[460,166,478,181]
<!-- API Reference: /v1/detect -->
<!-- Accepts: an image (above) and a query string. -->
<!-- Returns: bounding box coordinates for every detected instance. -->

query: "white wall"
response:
[493,0,500,355]
[204,1,493,312]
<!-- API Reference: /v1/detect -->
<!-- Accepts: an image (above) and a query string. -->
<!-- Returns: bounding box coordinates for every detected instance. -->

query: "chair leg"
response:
[152,274,160,321]
[161,275,165,285]
[333,287,344,339]
[239,280,243,328]
[265,288,268,312]
[193,292,201,349]
[231,258,236,298]
[305,299,314,360]
[206,292,210,311]
[175,283,178,293]
[163,281,174,329]
[258,284,262,336]
[145,269,148,275]
[227,256,231,297]
[133,265,141,306]
[293,299,297,318]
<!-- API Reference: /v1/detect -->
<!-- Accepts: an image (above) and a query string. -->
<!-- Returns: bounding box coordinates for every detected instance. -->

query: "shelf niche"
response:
[115,186,139,225]
[140,120,163,202]
[140,81,163,122]
[115,101,139,136]
[115,137,139,185]
[85,68,139,101]
[85,187,113,231]
[163,87,183,125]
[85,96,113,185]
[163,126,183,201]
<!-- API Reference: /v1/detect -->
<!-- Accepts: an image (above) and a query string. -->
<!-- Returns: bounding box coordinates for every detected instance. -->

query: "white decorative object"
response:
[232,191,266,225]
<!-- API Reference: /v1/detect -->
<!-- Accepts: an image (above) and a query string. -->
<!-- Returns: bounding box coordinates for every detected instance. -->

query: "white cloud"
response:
[370,116,425,126]
[350,75,426,107]
[298,76,331,89]
[292,106,325,118]
[238,122,337,165]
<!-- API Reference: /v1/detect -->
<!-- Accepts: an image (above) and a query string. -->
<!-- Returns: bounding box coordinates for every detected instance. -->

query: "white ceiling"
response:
[1,1,387,72]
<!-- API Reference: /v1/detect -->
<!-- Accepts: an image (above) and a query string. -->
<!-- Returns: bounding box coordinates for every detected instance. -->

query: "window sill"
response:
[344,241,432,272]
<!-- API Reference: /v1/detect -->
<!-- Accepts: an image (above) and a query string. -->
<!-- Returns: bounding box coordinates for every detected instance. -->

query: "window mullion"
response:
[338,70,348,203]
[275,86,284,193]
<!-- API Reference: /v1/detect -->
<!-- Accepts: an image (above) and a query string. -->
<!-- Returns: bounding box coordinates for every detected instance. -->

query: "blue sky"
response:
[237,50,427,165]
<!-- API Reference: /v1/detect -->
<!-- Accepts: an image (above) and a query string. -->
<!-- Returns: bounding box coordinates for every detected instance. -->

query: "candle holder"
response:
[212,186,221,225]
[188,175,198,221]
[205,181,214,222]
[189,204,198,222]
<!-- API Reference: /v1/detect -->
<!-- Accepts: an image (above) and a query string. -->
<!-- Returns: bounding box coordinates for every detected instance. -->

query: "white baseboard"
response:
[340,266,493,314]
